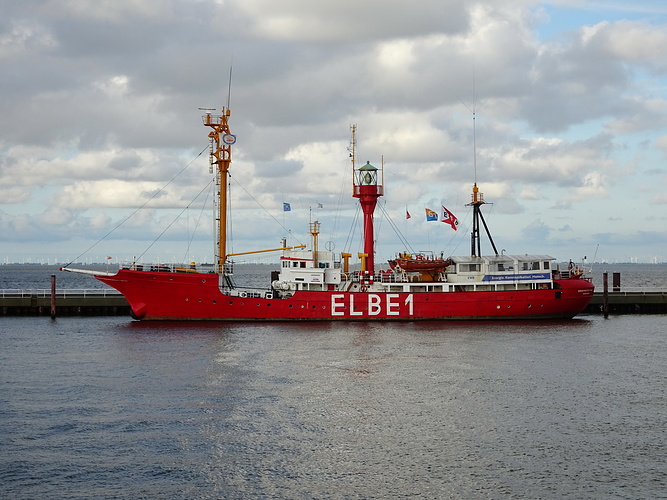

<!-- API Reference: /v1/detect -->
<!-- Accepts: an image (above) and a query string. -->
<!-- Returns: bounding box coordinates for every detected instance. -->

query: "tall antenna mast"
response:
[465,73,499,257]
[472,71,477,185]
[349,124,357,170]
[226,62,233,110]
[202,106,235,273]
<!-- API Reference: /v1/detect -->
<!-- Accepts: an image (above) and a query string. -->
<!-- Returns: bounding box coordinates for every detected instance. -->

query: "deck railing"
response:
[0,289,123,298]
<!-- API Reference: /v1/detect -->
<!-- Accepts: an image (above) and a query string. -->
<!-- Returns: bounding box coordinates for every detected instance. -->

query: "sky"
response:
[1,0,667,265]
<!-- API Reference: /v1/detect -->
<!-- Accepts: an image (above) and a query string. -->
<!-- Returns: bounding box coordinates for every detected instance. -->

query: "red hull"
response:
[96,270,594,321]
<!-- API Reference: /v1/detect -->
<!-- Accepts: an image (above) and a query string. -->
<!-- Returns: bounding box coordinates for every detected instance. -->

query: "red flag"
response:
[441,205,459,231]
[406,209,411,219]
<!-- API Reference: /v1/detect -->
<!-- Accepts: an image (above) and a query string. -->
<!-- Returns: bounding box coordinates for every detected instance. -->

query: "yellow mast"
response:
[203,108,234,273]
[309,221,321,268]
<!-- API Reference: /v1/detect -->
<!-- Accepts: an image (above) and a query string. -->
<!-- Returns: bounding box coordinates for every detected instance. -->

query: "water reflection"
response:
[4,314,664,498]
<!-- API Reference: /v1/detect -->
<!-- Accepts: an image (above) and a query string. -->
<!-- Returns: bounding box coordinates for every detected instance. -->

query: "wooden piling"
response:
[50,274,57,319]
[603,272,609,318]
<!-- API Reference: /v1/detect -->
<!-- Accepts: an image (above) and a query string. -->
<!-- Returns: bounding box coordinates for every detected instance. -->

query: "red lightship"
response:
[63,108,594,321]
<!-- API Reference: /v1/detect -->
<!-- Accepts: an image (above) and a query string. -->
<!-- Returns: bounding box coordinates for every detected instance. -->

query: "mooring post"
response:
[50,274,56,320]
[603,271,609,319]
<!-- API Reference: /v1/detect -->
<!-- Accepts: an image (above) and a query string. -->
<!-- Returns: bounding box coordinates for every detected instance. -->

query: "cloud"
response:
[521,218,551,241]
[568,171,609,200]
[1,0,666,261]
[236,0,470,41]
[597,20,667,72]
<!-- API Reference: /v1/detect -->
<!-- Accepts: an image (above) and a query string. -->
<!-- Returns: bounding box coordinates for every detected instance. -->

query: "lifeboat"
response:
[388,252,452,281]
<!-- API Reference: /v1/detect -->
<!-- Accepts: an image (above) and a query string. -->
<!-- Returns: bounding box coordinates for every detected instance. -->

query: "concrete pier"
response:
[584,291,667,314]
[1,290,130,316]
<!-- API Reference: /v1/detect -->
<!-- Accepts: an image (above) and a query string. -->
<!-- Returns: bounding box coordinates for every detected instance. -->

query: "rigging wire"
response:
[343,204,361,255]
[182,179,215,263]
[228,174,306,246]
[227,175,233,258]
[136,177,216,262]
[377,203,415,254]
[330,161,350,246]
[63,145,209,267]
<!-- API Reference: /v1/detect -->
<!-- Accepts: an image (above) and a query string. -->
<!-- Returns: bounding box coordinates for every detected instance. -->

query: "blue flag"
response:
[283,202,291,212]
[425,208,438,221]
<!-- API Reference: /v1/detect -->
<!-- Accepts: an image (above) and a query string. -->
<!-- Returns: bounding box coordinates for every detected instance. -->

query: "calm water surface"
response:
[2,313,666,499]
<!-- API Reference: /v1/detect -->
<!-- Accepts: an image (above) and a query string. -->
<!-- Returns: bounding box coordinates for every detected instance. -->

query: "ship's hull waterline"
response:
[96,270,594,321]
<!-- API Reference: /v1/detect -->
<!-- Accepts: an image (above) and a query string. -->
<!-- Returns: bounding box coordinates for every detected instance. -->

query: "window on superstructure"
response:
[543,261,550,270]
[531,262,540,270]
[300,262,306,268]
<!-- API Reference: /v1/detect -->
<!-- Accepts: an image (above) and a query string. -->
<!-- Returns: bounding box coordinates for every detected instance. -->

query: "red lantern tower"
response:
[353,160,384,276]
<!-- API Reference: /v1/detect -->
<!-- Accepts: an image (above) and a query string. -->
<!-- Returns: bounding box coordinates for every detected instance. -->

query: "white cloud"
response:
[568,171,609,200]
[1,0,666,261]
[598,20,667,71]
[0,20,56,57]
[236,0,470,41]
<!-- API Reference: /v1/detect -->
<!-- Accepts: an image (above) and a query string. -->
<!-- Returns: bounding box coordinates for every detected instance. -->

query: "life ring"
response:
[415,254,423,260]
[360,285,368,292]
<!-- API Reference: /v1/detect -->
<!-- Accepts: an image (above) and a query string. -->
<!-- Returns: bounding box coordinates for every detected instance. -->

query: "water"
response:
[1,264,666,498]
[2,262,666,291]
[1,315,665,499]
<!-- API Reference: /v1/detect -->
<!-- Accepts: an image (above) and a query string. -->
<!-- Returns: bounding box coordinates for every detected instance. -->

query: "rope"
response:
[63,145,208,267]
